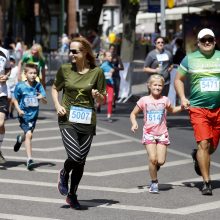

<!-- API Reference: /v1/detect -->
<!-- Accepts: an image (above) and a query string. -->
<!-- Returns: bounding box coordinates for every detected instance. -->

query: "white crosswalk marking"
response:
[0,213,61,220]
[2,118,220,218]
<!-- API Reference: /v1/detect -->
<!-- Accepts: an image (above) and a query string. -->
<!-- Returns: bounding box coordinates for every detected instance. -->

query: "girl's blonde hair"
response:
[147,74,165,88]
[71,37,96,68]
[31,43,44,60]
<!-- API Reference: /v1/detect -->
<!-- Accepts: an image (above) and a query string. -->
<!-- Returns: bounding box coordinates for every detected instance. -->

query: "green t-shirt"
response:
[22,52,45,76]
[178,50,220,109]
[54,63,106,133]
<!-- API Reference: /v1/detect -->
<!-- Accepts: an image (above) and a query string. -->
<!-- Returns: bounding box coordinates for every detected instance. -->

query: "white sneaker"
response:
[149,182,159,193]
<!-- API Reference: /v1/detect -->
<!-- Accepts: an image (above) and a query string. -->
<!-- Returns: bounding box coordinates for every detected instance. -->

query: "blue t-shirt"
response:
[14,81,46,121]
[100,61,114,85]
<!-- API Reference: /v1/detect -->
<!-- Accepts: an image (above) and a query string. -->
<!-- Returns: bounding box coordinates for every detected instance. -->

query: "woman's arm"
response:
[51,84,66,116]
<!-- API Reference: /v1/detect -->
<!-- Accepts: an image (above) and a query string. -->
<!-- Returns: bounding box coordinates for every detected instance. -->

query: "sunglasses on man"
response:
[199,37,215,44]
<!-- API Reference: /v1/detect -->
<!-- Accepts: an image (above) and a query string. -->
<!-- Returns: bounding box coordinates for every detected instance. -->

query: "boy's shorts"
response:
[142,132,170,145]
[0,96,8,114]
[19,117,36,133]
[189,107,220,149]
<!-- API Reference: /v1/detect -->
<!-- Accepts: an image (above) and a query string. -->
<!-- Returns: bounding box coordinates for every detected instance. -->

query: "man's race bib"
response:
[69,106,92,124]
[24,95,39,107]
[200,77,220,92]
[147,110,164,124]
[156,53,169,62]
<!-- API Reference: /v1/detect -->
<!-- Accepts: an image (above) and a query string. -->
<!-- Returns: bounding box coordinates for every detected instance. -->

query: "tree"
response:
[120,0,139,62]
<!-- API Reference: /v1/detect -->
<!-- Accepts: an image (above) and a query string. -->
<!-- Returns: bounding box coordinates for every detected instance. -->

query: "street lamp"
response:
[160,0,166,37]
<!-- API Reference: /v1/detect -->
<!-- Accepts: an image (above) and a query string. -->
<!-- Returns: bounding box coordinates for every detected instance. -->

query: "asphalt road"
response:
[0,87,220,220]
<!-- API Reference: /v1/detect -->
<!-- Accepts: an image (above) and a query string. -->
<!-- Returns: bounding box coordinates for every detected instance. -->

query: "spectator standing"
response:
[100,51,115,122]
[91,29,101,56]
[144,36,173,96]
[109,44,124,106]
[168,38,186,106]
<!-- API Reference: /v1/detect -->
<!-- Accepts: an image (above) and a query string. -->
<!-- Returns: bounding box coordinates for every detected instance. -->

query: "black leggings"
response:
[60,128,93,194]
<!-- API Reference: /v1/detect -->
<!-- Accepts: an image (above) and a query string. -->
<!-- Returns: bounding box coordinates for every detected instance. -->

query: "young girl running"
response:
[130,74,183,193]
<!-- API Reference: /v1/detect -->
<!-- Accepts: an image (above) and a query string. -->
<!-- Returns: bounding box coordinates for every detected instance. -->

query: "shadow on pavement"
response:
[60,199,119,211]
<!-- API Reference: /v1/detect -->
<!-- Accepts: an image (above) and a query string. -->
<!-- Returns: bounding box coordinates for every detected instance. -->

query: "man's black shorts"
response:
[0,96,8,114]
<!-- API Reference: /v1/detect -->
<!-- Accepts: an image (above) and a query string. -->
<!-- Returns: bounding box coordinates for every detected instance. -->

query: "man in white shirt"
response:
[0,47,11,164]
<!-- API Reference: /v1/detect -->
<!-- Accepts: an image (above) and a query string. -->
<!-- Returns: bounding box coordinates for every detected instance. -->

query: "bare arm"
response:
[167,105,183,114]
[130,105,142,133]
[17,60,23,81]
[175,72,190,109]
[143,66,159,74]
[36,92,47,104]
[13,98,24,117]
[51,84,66,116]
[92,89,105,104]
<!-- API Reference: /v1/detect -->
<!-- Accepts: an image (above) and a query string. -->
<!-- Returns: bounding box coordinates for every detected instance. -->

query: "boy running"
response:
[13,63,47,170]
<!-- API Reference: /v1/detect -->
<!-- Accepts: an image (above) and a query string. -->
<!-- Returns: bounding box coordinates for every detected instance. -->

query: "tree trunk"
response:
[120,0,139,62]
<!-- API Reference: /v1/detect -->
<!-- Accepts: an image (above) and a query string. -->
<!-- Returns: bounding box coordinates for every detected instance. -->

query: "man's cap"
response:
[9,55,16,61]
[197,28,215,39]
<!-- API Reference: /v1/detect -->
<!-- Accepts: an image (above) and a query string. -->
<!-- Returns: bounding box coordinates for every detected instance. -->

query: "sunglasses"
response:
[156,41,164,44]
[69,49,81,54]
[199,37,215,44]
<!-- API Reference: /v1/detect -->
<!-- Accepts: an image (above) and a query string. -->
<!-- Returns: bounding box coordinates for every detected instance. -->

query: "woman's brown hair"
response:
[71,37,96,68]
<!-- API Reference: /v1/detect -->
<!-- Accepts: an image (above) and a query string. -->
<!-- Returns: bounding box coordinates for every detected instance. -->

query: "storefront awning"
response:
[136,6,202,23]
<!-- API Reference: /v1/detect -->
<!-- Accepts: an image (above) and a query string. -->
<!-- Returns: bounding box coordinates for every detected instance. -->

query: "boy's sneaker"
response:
[27,159,34,170]
[0,151,6,164]
[201,181,212,196]
[66,193,81,210]
[58,169,69,196]
[14,135,25,152]
[191,149,202,176]
[149,182,159,193]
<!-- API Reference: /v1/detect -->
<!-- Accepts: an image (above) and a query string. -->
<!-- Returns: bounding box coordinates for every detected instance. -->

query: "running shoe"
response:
[58,169,69,196]
[191,149,202,176]
[66,193,81,210]
[0,151,6,164]
[149,182,159,193]
[201,181,212,196]
[107,117,113,123]
[27,159,35,170]
[14,135,25,152]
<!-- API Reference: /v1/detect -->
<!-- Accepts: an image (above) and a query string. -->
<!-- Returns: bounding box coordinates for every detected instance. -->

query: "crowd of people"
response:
[0,27,219,210]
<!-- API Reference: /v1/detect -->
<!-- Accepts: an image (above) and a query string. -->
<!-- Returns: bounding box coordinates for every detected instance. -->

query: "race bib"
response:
[156,53,169,62]
[69,106,92,124]
[147,110,164,124]
[24,95,39,107]
[200,77,219,92]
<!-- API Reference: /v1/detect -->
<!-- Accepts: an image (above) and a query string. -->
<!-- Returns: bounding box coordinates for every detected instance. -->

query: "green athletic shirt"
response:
[21,52,45,74]
[178,50,220,109]
[54,63,106,133]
